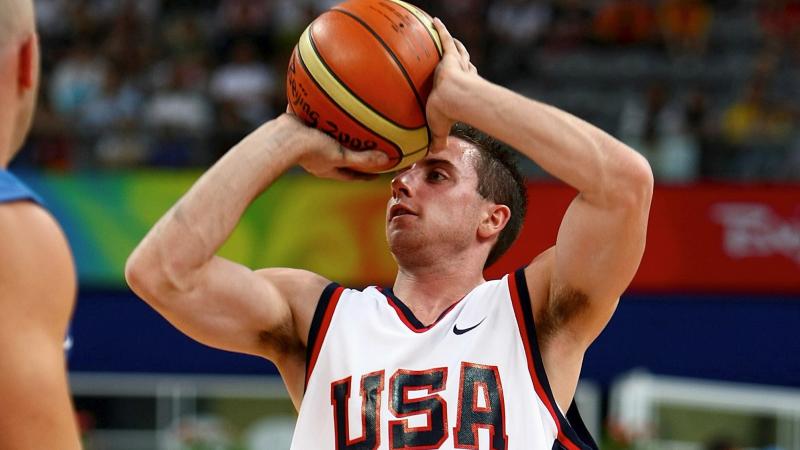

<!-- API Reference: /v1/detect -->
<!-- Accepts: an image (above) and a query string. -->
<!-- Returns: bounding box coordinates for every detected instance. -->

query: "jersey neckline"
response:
[380,287,464,333]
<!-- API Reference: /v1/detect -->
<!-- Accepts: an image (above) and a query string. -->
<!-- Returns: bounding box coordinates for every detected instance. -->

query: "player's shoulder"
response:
[0,170,70,272]
[254,267,331,307]
[0,202,75,316]
[0,201,72,266]
[254,267,330,291]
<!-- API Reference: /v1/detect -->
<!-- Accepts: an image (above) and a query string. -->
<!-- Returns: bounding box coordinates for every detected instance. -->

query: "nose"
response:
[391,170,413,199]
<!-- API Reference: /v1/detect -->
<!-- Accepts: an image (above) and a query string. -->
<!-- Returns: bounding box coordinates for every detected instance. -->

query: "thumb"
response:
[427,116,451,153]
[430,134,449,153]
[343,149,390,171]
[426,100,452,153]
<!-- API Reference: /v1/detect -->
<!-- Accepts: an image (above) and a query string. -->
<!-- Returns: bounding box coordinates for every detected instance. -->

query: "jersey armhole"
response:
[304,282,344,391]
[0,170,44,205]
[509,268,599,450]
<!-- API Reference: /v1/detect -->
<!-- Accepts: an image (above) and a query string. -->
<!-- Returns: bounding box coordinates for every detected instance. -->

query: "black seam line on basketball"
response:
[329,7,428,125]
[308,21,419,132]
[303,28,408,162]
[296,45,404,160]
[389,1,442,58]
[404,145,429,157]
[453,318,486,335]
[375,2,438,145]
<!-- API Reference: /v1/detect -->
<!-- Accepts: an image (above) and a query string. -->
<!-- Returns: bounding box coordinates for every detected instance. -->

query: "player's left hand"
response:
[426,18,478,153]
[282,111,387,181]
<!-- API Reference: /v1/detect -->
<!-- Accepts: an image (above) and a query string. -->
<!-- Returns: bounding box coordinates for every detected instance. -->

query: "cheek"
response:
[444,195,483,227]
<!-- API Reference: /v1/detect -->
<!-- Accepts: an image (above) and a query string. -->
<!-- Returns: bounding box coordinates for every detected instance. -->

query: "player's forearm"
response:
[451,75,652,206]
[128,115,304,292]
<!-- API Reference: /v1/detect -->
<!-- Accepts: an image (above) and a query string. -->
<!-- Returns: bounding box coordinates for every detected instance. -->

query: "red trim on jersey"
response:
[387,297,431,333]
[508,272,581,450]
[382,289,462,333]
[306,286,345,386]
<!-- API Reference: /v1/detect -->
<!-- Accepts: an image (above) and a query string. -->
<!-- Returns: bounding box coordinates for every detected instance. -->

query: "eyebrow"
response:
[420,158,458,172]
[393,158,459,178]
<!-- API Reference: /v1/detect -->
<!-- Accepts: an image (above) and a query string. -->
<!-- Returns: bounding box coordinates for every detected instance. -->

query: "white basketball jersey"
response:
[291,269,596,450]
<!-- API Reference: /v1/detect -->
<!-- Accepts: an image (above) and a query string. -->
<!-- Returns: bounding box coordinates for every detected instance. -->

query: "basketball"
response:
[286,0,442,173]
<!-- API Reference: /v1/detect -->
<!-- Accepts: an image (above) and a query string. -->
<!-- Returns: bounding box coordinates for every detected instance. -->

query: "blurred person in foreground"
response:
[128,18,652,449]
[0,0,81,448]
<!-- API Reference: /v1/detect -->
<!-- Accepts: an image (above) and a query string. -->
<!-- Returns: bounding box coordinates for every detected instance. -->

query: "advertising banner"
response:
[21,171,398,287]
[489,184,800,294]
[19,171,799,293]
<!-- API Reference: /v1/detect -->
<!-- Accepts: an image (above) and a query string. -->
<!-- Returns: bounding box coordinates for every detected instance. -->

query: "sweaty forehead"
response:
[423,138,481,174]
[393,137,482,179]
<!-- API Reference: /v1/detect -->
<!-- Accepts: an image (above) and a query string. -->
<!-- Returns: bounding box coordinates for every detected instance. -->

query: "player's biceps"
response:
[154,305,257,354]
[553,206,634,290]
[555,217,644,298]
[200,264,293,334]
[153,287,283,355]
[153,269,289,351]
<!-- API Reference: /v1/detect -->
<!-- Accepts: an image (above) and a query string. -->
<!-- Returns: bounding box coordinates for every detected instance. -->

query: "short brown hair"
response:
[450,123,528,268]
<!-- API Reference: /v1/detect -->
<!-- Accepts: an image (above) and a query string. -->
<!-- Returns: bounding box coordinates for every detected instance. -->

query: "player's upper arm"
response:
[0,202,75,340]
[125,249,330,363]
[527,151,653,348]
[0,203,82,448]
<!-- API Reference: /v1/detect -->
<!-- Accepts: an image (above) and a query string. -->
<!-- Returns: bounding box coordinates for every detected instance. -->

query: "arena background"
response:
[10,0,800,449]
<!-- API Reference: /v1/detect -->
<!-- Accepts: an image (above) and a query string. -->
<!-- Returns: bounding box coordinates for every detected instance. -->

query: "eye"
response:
[427,170,447,182]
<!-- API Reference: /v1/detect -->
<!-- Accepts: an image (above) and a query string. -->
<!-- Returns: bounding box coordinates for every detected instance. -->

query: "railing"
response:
[70,372,601,450]
[609,371,800,449]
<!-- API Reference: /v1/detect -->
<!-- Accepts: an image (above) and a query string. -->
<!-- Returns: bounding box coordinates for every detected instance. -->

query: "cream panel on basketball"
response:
[387,0,443,56]
[297,26,430,168]
[291,274,560,449]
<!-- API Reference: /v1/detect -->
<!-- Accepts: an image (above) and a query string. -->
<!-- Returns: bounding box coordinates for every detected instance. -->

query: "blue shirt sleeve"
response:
[0,170,43,205]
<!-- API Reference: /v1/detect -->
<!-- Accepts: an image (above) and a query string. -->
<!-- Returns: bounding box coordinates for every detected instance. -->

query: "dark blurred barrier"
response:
[69,289,800,389]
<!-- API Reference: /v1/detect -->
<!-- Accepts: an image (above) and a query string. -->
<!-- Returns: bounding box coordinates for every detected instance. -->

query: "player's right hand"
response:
[427,18,478,153]
[282,112,388,180]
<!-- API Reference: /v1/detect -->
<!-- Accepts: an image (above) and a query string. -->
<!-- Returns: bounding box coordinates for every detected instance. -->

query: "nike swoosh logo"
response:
[453,318,486,335]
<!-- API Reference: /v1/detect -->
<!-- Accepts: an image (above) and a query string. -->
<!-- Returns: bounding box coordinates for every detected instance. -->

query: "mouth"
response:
[389,204,418,221]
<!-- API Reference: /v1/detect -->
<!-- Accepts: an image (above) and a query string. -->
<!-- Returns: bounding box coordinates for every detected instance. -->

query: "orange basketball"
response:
[286,0,442,173]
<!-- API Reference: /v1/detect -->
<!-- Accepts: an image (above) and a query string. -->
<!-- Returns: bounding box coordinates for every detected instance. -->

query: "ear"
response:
[17,34,37,91]
[477,203,511,240]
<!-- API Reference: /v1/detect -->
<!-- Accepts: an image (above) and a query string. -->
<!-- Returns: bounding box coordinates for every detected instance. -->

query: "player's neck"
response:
[0,149,10,168]
[0,121,11,168]
[392,263,485,325]
[0,104,18,168]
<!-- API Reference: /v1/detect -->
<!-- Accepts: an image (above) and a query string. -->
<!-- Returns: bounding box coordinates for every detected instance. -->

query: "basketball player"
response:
[0,0,82,448]
[127,19,652,449]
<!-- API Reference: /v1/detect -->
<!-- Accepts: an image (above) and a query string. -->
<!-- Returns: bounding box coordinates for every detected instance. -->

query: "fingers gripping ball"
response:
[287,0,442,173]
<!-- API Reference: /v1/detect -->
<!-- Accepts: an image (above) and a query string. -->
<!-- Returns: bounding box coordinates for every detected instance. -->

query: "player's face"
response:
[386,138,488,264]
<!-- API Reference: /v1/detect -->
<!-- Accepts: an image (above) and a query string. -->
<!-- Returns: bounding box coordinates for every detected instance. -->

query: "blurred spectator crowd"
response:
[14,0,800,182]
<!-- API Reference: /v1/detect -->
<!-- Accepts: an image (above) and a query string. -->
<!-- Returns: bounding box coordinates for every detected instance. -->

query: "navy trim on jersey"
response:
[0,170,42,205]
[382,288,461,332]
[566,400,597,449]
[383,288,427,329]
[513,268,599,450]
[305,282,341,391]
